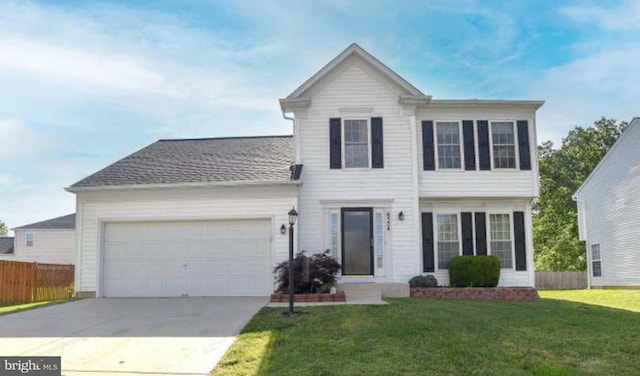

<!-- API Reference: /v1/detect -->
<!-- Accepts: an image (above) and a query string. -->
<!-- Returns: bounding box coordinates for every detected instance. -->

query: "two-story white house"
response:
[68,44,542,298]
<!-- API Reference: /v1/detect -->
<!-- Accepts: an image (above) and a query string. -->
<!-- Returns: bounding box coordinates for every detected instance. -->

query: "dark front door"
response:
[341,208,373,275]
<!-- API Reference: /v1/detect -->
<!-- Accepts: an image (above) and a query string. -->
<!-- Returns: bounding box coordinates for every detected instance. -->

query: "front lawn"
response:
[212,294,640,375]
[539,289,640,313]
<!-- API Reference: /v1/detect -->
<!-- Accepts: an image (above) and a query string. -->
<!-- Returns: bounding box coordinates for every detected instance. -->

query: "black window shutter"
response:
[422,121,435,170]
[517,120,531,171]
[422,212,435,272]
[329,118,341,169]
[371,117,384,168]
[474,212,487,255]
[462,120,476,170]
[477,120,491,170]
[513,211,527,271]
[461,212,473,255]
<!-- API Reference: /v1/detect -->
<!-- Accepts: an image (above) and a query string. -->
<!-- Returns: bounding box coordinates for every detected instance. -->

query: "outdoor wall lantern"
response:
[398,211,405,221]
[280,224,286,235]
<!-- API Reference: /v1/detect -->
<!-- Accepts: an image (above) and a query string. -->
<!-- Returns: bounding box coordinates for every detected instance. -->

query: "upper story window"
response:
[591,244,601,277]
[491,122,517,169]
[26,233,34,247]
[436,214,460,269]
[489,213,513,268]
[436,122,462,169]
[343,119,370,168]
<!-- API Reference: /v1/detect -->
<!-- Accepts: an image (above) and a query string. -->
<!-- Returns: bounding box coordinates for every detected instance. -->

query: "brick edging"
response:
[270,292,346,303]
[410,287,539,301]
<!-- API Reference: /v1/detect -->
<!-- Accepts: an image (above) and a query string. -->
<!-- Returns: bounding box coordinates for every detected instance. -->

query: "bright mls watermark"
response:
[0,357,60,376]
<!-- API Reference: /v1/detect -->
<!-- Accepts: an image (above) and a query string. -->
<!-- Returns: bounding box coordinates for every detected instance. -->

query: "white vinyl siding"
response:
[343,119,370,168]
[489,213,514,269]
[491,121,517,169]
[296,57,417,283]
[436,214,460,269]
[420,200,534,287]
[417,109,538,198]
[591,243,602,277]
[436,122,462,169]
[575,120,640,287]
[75,185,297,294]
[0,229,75,264]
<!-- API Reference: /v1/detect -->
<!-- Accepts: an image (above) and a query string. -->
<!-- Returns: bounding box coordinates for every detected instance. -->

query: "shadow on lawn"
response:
[216,298,640,375]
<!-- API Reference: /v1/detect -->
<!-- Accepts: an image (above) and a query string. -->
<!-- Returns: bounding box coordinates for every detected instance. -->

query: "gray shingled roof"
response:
[70,136,295,188]
[0,237,14,254]
[14,214,76,230]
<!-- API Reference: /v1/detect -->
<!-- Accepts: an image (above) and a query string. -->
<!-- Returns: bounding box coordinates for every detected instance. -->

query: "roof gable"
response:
[284,43,428,101]
[574,118,640,199]
[14,214,76,230]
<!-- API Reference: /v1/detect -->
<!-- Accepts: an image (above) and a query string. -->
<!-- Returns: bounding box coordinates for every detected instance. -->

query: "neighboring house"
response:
[67,43,542,298]
[0,214,76,265]
[0,237,14,256]
[574,118,640,288]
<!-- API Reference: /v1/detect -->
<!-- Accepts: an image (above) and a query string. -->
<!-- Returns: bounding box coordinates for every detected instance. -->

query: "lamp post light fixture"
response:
[287,207,298,315]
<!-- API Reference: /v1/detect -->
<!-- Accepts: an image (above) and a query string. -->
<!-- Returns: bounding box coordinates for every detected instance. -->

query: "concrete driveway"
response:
[0,297,267,376]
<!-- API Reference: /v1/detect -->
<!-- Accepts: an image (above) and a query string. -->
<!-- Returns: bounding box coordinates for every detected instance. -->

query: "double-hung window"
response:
[491,122,516,169]
[591,244,601,277]
[436,122,461,169]
[343,119,369,168]
[26,233,34,247]
[489,214,513,268]
[437,214,460,269]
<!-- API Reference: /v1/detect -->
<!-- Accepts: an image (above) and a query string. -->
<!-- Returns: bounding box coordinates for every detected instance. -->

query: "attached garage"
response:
[101,219,273,297]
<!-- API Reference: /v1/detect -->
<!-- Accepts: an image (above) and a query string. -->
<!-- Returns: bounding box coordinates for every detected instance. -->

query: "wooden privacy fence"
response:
[0,260,74,304]
[535,271,588,289]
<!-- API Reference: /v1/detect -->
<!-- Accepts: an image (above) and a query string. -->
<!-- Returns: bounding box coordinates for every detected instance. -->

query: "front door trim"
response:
[341,207,374,276]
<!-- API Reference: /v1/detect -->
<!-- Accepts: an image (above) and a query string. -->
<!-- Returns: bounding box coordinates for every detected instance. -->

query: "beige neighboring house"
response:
[0,214,75,265]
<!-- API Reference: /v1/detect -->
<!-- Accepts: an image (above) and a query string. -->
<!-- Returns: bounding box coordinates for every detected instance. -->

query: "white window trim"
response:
[489,120,519,171]
[325,210,341,262]
[591,243,602,278]
[434,212,462,271]
[341,118,372,169]
[487,212,515,270]
[434,120,465,171]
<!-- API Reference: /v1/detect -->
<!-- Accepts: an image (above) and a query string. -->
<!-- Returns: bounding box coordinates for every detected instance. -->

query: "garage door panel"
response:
[102,220,272,297]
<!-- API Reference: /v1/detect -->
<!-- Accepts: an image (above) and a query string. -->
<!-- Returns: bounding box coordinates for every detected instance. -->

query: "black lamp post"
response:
[288,207,298,315]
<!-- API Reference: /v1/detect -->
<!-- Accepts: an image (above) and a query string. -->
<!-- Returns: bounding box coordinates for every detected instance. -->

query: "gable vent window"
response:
[436,122,462,169]
[26,233,34,247]
[591,244,602,277]
[344,119,369,168]
[491,122,517,169]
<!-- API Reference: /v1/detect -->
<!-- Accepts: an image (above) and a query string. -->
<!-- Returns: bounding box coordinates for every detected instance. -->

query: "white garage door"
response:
[102,220,272,297]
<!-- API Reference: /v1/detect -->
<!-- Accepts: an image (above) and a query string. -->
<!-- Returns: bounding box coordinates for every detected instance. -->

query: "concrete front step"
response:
[337,282,410,299]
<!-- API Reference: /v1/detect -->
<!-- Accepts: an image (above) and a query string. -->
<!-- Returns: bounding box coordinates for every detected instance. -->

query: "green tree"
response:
[534,118,628,271]
[0,221,6,236]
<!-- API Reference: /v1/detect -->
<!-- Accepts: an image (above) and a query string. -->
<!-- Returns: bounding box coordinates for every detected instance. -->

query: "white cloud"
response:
[561,1,640,31]
[0,38,169,94]
[0,118,45,159]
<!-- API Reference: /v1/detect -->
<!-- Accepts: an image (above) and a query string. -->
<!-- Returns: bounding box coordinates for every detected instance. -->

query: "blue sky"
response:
[1,0,639,231]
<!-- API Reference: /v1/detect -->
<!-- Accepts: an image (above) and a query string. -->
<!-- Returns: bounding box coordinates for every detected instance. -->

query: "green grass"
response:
[212,293,640,375]
[0,300,65,316]
[539,289,640,313]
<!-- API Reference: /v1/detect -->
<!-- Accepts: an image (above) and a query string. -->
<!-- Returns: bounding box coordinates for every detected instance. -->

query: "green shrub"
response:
[449,256,500,287]
[409,275,438,288]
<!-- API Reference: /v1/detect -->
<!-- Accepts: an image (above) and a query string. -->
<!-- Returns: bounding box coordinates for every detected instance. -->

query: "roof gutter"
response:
[65,179,300,193]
